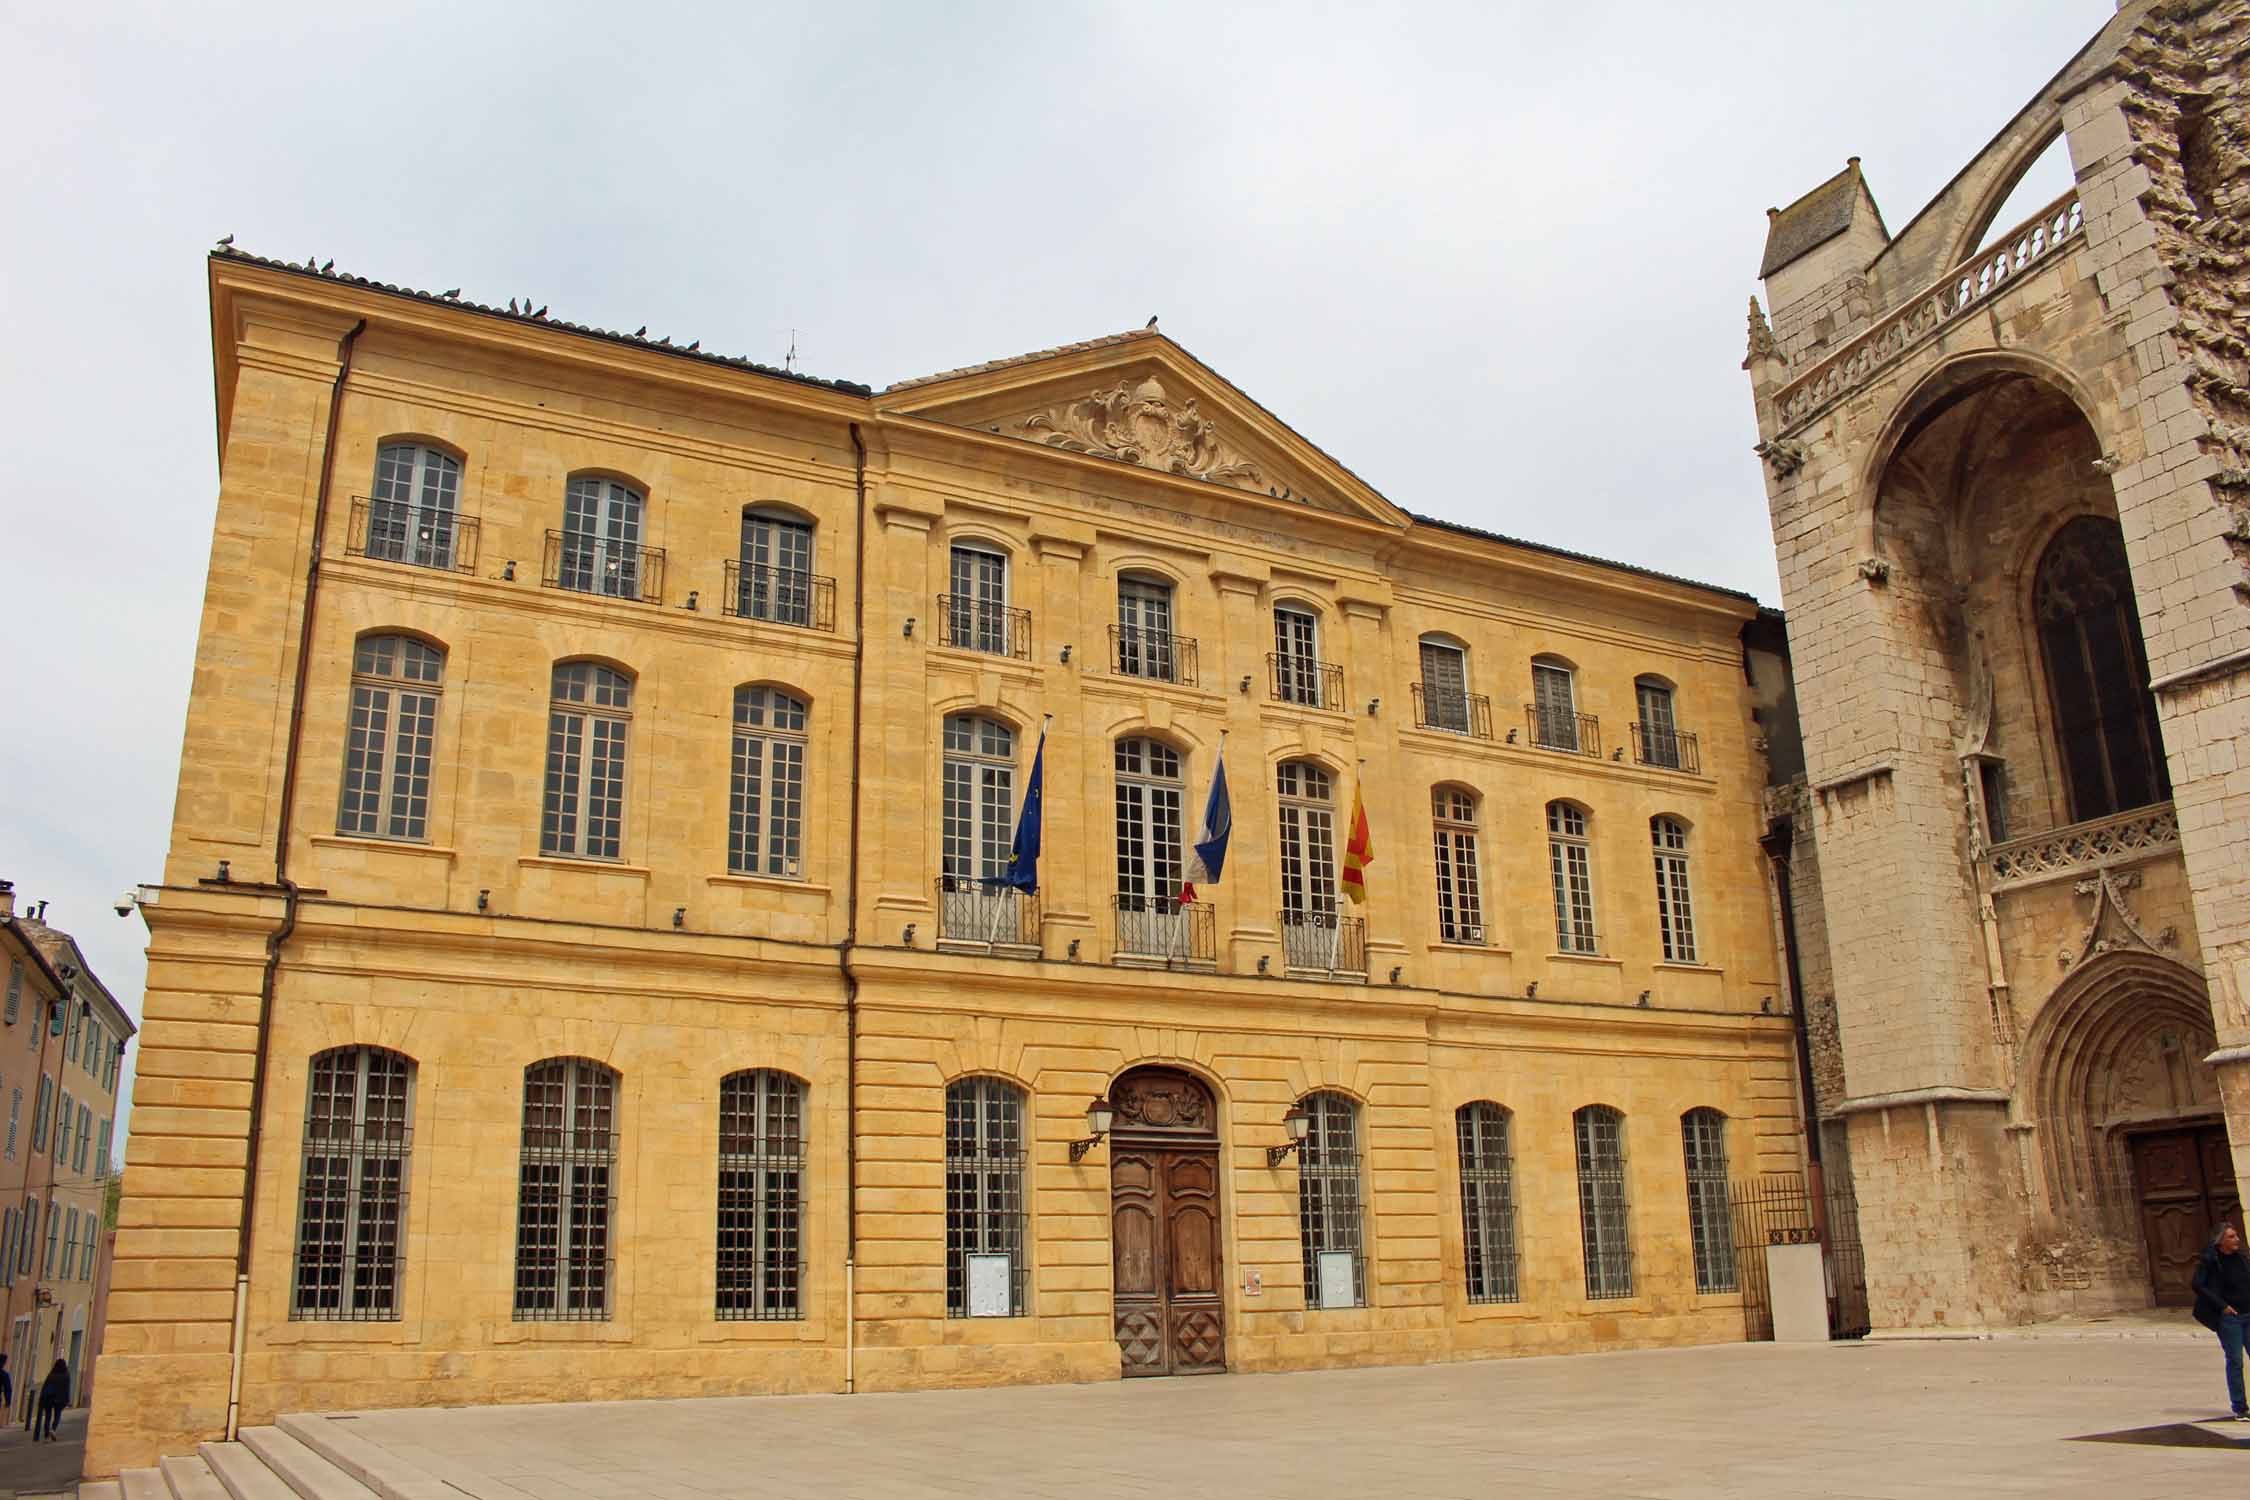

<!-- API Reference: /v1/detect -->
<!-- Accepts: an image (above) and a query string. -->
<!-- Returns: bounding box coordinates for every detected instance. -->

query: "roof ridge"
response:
[882,327,1159,393]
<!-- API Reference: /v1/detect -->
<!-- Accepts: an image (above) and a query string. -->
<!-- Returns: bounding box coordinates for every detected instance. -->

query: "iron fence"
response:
[1526,704,1600,756]
[724,561,835,631]
[1109,625,1197,686]
[1278,909,1367,977]
[1631,723,1701,773]
[1727,1173,1871,1341]
[543,530,665,604]
[935,876,1039,948]
[346,496,479,573]
[1269,653,1344,711]
[1413,684,1493,739]
[938,595,1032,659]
[1112,896,1216,968]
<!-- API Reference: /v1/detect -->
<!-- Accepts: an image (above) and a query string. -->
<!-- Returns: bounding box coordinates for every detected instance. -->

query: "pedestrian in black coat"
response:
[32,1359,67,1442]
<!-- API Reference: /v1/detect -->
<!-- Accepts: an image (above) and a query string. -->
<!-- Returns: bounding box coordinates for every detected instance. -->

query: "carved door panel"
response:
[1111,1149,1166,1374]
[2201,1127,2242,1240]
[2134,1129,2217,1305]
[1163,1150,1226,1375]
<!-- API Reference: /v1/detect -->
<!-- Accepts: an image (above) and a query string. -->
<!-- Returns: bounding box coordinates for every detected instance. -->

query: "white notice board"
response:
[1317,1250,1357,1308]
[967,1253,1013,1317]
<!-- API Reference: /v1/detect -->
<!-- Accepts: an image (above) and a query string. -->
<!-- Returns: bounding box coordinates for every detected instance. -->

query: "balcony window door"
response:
[562,476,645,599]
[1533,660,1578,751]
[1275,607,1321,707]
[941,715,1021,943]
[1636,680,1680,768]
[949,545,1010,655]
[369,443,461,569]
[1115,739,1186,955]
[1117,578,1176,682]
[1278,762,1339,968]
[740,511,814,625]
[1421,640,1470,733]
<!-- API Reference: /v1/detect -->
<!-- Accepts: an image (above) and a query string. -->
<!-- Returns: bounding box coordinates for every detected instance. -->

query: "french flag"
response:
[1177,740,1232,904]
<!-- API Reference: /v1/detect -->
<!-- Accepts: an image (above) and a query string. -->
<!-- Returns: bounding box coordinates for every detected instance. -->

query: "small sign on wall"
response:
[967,1253,1012,1317]
[1242,1268,1263,1297]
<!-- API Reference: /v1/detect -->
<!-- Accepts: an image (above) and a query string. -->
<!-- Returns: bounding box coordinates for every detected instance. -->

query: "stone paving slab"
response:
[301,1338,2250,1499]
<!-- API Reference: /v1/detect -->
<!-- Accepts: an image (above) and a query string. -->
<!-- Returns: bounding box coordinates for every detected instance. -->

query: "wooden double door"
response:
[1111,1143,1226,1375]
[2131,1123,2241,1305]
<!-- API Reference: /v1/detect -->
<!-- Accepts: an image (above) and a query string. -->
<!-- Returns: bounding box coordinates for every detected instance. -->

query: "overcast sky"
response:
[0,0,2113,1155]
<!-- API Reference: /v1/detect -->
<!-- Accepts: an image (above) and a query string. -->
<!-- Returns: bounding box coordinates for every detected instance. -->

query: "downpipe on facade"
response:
[840,420,869,1395]
[226,316,364,1441]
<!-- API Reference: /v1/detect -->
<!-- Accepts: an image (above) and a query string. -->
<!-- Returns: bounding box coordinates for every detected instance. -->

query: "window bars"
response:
[291,1046,413,1321]
[1297,1092,1366,1308]
[1457,1102,1521,1304]
[716,1070,806,1320]
[945,1077,1027,1317]
[1574,1105,1634,1299]
[724,562,835,631]
[1682,1110,1737,1294]
[514,1058,619,1321]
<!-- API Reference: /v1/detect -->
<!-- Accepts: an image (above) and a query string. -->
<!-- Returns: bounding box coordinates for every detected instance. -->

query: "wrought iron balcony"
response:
[1630,723,1701,773]
[543,530,665,604]
[1525,704,1600,757]
[1108,626,1198,687]
[938,596,1032,659]
[1112,895,1216,969]
[1278,908,1367,978]
[724,561,835,631]
[935,875,1039,949]
[1268,652,1343,710]
[346,497,478,573]
[1412,684,1493,739]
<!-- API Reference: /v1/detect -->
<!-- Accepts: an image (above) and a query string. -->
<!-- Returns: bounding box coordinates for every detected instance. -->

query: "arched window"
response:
[1456,1102,1519,1303]
[731,687,809,878]
[1116,576,1180,682]
[737,509,816,626]
[1651,816,1697,964]
[543,662,633,861]
[1634,676,1684,769]
[366,442,462,570]
[1297,1091,1365,1308]
[945,1076,1026,1317]
[2035,516,2169,819]
[1682,1108,1736,1294]
[717,1069,806,1320]
[559,475,649,600]
[1418,637,1472,734]
[946,542,1019,656]
[1574,1104,1633,1299]
[1432,787,1485,945]
[337,634,445,842]
[1277,762,1341,968]
[1115,738,1187,954]
[292,1045,414,1320]
[514,1057,619,1321]
[1547,802,1597,955]
[1531,657,1581,751]
[1273,604,1328,707]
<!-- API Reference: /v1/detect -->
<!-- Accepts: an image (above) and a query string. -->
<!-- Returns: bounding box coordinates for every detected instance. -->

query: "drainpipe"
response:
[225,316,364,1441]
[838,421,869,1394]
[1760,818,1827,1243]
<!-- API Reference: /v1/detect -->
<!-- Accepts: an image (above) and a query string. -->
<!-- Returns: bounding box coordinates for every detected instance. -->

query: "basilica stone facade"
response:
[1747,0,2250,1328]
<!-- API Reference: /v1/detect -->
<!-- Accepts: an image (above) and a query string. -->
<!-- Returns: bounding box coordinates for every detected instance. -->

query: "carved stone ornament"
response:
[2057,868,2162,974]
[1110,1070,1213,1131]
[1021,377,1264,487]
[1755,437,1806,476]
[1743,295,1779,368]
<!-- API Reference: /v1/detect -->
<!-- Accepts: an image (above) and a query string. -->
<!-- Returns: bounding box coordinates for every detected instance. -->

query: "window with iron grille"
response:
[368,443,463,569]
[1682,1109,1736,1293]
[1432,787,1484,944]
[1532,659,1578,749]
[1298,1091,1366,1308]
[1548,802,1597,954]
[560,475,647,598]
[337,635,445,842]
[1457,1102,1520,1303]
[542,662,633,861]
[1419,639,1471,732]
[730,687,809,878]
[515,1057,619,1321]
[738,510,816,625]
[292,1046,413,1320]
[945,1076,1026,1317]
[1574,1105,1634,1299]
[717,1069,805,1320]
[1652,816,1697,963]
[2034,515,2168,820]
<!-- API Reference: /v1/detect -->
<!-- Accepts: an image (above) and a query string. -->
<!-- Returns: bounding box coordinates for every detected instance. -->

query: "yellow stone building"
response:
[92,251,1804,1473]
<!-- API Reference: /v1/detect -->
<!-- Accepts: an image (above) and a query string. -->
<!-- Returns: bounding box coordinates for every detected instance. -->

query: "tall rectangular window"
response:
[729,688,809,878]
[1432,788,1484,944]
[542,662,633,862]
[946,544,1012,655]
[1532,660,1578,750]
[367,443,462,570]
[1457,1102,1520,1304]
[1114,738,1186,955]
[515,1058,618,1321]
[73,1103,90,1175]
[1277,763,1341,970]
[56,1089,71,1162]
[1652,816,1698,963]
[60,1208,77,1281]
[17,1198,34,1275]
[1682,1109,1737,1294]
[94,1119,110,1179]
[4,962,17,1026]
[1116,578,1177,682]
[716,1070,805,1320]
[32,1076,50,1153]
[8,1088,20,1159]
[1548,802,1597,954]
[337,635,445,842]
[1419,640,1470,733]
[292,1046,413,1320]
[560,475,646,599]
[1297,1092,1366,1308]
[945,1077,1026,1317]
[1575,1105,1633,1299]
[738,511,815,625]
[42,1201,57,1277]
[1636,679,1681,769]
[1273,606,1322,706]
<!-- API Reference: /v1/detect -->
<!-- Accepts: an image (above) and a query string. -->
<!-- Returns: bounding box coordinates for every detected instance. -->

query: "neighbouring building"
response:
[0,884,133,1417]
[91,246,1808,1474]
[1745,0,2250,1328]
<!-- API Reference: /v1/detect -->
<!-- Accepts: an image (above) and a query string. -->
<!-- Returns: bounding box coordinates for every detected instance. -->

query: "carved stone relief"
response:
[1111,1068,1214,1132]
[1021,377,1264,487]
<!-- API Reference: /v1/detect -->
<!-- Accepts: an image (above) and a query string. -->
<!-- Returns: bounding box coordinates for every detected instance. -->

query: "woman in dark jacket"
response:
[32,1359,67,1442]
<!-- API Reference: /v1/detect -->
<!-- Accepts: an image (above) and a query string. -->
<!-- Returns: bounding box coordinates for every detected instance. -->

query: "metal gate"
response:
[1728,1173,1870,1341]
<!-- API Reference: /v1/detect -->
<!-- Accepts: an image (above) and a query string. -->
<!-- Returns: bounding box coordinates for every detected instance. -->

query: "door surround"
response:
[1108,1065,1227,1376]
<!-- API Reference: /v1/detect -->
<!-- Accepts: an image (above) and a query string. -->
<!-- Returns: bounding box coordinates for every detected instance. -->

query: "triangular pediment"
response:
[881,331,1408,529]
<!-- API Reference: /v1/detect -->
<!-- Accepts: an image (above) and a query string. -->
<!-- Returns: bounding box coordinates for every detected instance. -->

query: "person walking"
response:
[2191,1222,2250,1420]
[32,1359,67,1442]
[0,1352,13,1425]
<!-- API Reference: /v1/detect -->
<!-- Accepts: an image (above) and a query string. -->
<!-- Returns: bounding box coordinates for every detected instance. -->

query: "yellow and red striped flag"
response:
[1340,778,1373,905]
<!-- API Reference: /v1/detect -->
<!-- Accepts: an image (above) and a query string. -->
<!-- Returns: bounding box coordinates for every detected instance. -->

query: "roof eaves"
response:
[1405,510,1761,606]
[882,328,1160,393]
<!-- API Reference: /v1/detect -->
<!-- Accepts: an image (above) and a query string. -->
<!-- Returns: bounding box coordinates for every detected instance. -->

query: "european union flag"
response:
[995,723,1046,893]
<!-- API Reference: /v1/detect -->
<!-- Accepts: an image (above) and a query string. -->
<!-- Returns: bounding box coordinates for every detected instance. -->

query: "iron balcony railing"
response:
[938,596,1032,659]
[1112,896,1216,969]
[543,530,665,604]
[1630,723,1701,773]
[1412,684,1493,739]
[1108,626,1198,687]
[346,496,478,573]
[1278,908,1367,978]
[1268,653,1344,711]
[724,561,835,631]
[1525,704,1600,757]
[935,875,1039,948]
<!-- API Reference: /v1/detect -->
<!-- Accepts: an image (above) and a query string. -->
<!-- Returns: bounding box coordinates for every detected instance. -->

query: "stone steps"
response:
[102,1415,452,1500]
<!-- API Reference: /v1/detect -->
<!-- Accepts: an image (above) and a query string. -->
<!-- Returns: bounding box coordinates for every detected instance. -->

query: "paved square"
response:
[314,1336,2245,1499]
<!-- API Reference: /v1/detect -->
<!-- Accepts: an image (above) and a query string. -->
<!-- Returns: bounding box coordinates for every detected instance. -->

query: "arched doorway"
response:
[1107,1066,1226,1376]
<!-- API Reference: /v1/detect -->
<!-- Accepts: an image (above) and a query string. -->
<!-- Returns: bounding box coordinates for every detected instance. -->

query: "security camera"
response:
[114,890,137,918]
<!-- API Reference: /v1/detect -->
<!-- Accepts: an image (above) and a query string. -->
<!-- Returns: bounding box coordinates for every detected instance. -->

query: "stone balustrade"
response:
[1985,801,2179,891]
